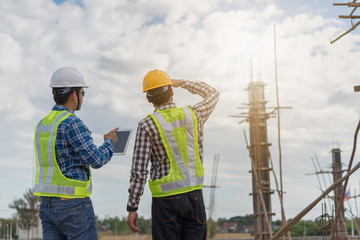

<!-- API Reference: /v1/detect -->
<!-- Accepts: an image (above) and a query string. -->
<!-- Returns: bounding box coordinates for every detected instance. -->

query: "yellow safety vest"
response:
[148,106,204,197]
[34,110,92,198]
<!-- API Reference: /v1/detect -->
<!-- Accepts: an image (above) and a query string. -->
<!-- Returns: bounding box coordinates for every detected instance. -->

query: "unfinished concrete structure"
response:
[248,81,274,240]
[331,148,347,240]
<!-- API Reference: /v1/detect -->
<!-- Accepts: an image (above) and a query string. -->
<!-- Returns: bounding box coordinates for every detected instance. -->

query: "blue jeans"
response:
[151,189,207,240]
[39,197,98,240]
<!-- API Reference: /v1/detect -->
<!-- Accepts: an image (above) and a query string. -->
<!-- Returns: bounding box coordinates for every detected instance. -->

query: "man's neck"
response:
[64,102,76,112]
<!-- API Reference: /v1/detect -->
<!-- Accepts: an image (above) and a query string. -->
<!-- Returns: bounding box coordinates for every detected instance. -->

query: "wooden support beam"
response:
[333,3,360,7]
[331,20,360,44]
[339,15,360,18]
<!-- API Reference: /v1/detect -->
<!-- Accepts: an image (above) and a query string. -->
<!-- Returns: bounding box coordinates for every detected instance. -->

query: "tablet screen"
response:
[114,129,132,155]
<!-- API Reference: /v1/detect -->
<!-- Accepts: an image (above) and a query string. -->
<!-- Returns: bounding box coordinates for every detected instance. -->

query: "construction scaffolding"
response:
[331,1,360,44]
[308,149,349,239]
[275,145,360,240]
[230,25,292,239]
[234,78,291,239]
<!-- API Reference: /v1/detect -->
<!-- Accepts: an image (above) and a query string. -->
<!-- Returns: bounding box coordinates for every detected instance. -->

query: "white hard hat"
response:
[49,66,89,88]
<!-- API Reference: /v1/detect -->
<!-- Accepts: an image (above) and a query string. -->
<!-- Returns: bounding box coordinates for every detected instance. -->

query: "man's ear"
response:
[170,87,174,96]
[71,90,78,101]
[146,95,151,103]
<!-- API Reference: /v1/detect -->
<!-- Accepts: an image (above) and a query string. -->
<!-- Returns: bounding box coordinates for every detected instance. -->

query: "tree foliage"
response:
[8,188,40,240]
[285,220,323,236]
[207,218,217,238]
[0,218,17,239]
[97,216,152,235]
[95,214,358,237]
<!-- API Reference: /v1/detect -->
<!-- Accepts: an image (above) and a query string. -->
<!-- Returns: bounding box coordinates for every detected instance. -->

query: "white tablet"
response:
[113,129,132,155]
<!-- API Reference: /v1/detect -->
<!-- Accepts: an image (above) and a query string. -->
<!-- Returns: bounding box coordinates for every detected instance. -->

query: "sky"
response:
[1,0,360,224]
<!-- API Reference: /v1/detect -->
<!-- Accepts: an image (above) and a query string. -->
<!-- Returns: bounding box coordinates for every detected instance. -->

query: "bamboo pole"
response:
[339,15,360,18]
[331,21,360,44]
[333,3,360,7]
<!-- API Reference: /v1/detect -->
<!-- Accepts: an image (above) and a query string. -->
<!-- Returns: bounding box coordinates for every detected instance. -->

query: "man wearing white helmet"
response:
[34,66,119,239]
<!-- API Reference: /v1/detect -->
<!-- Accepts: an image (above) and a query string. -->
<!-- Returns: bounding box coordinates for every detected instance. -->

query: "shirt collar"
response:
[155,103,176,111]
[52,105,75,114]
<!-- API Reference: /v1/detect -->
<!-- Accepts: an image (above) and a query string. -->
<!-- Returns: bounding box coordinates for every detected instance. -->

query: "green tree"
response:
[97,216,150,235]
[285,220,323,236]
[136,217,151,234]
[229,215,254,229]
[9,188,40,240]
[0,218,17,239]
[207,218,217,238]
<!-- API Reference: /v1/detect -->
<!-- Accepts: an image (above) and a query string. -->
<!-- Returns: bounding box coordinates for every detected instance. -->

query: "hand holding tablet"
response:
[113,129,132,155]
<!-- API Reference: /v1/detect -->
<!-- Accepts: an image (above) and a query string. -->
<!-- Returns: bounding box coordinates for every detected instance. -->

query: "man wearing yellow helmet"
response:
[127,69,219,240]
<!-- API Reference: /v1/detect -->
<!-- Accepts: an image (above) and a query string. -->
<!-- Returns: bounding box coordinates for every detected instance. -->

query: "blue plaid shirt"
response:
[53,105,114,181]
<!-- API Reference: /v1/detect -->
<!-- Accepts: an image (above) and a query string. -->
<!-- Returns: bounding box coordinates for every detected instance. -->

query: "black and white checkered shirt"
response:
[127,80,220,211]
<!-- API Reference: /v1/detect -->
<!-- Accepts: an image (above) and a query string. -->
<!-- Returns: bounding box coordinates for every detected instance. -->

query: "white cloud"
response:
[1,0,360,222]
[0,34,22,74]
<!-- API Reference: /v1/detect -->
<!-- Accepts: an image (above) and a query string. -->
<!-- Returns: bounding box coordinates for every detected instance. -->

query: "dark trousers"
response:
[151,189,207,240]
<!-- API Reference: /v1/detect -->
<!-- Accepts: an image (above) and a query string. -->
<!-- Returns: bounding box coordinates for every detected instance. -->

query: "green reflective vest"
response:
[148,106,204,197]
[34,110,92,198]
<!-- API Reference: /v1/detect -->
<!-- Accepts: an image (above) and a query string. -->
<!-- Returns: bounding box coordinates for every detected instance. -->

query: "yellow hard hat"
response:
[143,69,173,92]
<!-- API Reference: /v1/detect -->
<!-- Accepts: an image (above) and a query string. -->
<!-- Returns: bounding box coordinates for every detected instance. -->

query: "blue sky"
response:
[1,0,360,224]
[53,0,67,4]
[53,0,83,6]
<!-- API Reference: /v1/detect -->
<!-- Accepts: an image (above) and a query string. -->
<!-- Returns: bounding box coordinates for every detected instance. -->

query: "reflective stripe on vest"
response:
[149,107,204,197]
[34,110,92,198]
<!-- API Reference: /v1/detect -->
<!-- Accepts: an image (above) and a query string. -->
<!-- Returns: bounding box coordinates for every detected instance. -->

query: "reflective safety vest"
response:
[148,106,204,197]
[34,110,92,198]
